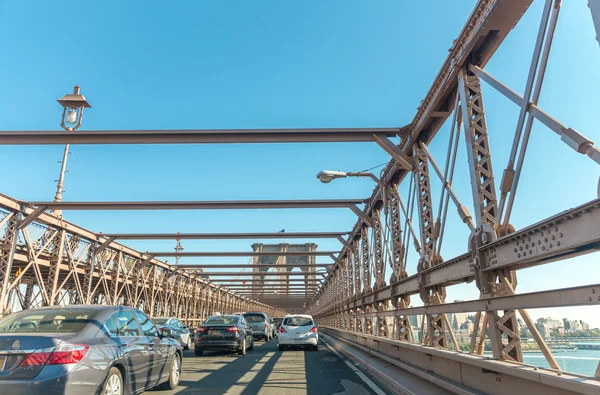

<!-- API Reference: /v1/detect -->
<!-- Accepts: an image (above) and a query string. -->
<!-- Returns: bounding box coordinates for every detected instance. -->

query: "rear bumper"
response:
[0,370,102,395]
[252,331,266,337]
[196,340,240,351]
[278,334,318,346]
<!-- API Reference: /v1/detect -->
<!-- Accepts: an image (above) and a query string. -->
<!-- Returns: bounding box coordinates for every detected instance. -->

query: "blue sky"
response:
[0,1,599,326]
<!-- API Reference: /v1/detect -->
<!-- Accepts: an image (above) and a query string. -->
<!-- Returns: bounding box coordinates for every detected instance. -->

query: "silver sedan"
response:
[0,305,182,395]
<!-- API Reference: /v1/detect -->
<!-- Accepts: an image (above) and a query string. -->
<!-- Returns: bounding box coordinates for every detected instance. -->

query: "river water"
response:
[483,349,600,376]
[522,350,599,377]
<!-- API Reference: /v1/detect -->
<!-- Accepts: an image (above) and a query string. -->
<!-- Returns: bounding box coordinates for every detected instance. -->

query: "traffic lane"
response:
[152,337,391,394]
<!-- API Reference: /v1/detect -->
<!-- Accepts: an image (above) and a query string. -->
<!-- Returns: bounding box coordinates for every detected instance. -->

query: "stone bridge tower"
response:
[251,243,317,295]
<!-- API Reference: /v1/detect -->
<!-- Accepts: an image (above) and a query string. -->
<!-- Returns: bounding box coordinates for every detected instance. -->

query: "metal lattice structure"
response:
[1,0,600,393]
[0,194,285,323]
[307,0,600,392]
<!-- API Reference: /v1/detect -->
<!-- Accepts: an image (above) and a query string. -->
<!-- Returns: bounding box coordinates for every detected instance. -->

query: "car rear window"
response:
[152,318,168,325]
[244,314,265,323]
[0,309,98,333]
[204,316,238,325]
[283,317,313,326]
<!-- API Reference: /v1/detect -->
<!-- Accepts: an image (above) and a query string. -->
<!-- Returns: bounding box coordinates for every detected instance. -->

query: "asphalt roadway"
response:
[152,335,392,395]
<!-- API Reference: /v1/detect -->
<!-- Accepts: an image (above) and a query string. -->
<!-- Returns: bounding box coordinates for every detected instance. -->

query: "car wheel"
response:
[238,338,247,356]
[248,337,254,350]
[185,336,192,350]
[195,348,204,356]
[313,344,319,351]
[158,353,181,390]
[102,367,123,395]
[278,344,284,351]
[264,334,269,342]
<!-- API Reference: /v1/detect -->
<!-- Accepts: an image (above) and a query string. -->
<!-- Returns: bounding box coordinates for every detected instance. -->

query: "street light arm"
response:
[345,172,388,215]
[346,172,384,188]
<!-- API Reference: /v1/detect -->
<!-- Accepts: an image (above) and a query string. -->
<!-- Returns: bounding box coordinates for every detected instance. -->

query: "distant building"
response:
[409,314,419,328]
[454,328,472,344]
[562,318,592,332]
[547,319,561,329]
[466,321,475,336]
[569,320,582,331]
[449,307,468,332]
[535,323,552,338]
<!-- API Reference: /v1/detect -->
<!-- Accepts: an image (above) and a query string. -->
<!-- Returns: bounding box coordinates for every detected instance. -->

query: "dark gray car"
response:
[0,305,182,395]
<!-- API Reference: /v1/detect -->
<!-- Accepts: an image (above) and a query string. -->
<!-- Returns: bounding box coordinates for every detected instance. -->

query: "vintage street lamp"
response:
[316,169,388,213]
[57,85,91,131]
[52,86,91,215]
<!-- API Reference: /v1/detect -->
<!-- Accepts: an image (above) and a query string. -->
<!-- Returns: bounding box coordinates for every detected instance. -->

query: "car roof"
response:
[283,314,313,318]
[18,305,125,312]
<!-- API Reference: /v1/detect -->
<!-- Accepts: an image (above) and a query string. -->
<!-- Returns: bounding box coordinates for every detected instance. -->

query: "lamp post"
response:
[174,234,184,265]
[316,170,388,213]
[53,86,91,216]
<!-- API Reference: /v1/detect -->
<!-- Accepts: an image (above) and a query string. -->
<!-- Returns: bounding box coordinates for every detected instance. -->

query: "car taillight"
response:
[47,345,89,365]
[226,326,240,332]
[264,324,268,330]
[280,327,287,333]
[19,344,89,367]
[197,327,208,333]
[309,326,317,333]
[19,350,52,367]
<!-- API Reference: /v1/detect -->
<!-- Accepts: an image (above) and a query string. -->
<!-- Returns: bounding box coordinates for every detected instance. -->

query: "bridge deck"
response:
[158,337,395,395]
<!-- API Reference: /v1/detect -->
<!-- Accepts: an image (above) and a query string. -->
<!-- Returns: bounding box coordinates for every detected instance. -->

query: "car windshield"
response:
[204,316,238,325]
[244,314,265,323]
[283,317,313,327]
[0,308,98,333]
[152,318,169,325]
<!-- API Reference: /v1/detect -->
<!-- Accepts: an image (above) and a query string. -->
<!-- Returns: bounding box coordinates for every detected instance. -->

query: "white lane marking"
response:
[321,338,387,395]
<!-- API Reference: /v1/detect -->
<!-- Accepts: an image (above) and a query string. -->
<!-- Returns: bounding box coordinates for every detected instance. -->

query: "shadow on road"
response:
[152,338,282,394]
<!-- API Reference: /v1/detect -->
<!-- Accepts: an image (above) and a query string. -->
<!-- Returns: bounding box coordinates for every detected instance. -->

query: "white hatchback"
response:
[278,314,318,351]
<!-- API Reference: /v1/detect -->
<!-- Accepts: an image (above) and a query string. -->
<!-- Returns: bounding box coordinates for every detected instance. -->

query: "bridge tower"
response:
[251,243,317,296]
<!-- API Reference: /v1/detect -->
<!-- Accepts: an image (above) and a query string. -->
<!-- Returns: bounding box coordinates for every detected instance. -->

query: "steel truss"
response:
[0,195,285,323]
[310,0,600,381]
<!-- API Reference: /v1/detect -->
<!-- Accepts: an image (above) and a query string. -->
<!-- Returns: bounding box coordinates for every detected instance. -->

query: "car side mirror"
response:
[159,328,174,338]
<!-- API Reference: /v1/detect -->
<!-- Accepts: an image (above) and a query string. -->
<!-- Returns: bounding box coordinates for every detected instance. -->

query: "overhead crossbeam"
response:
[190,272,327,276]
[209,279,323,282]
[235,287,316,290]
[100,232,348,240]
[152,251,336,257]
[29,199,365,211]
[0,128,402,145]
[236,289,314,296]
[177,264,332,269]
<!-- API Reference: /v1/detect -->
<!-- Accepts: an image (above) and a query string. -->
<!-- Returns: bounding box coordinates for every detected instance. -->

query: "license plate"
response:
[210,330,223,336]
[0,356,6,371]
